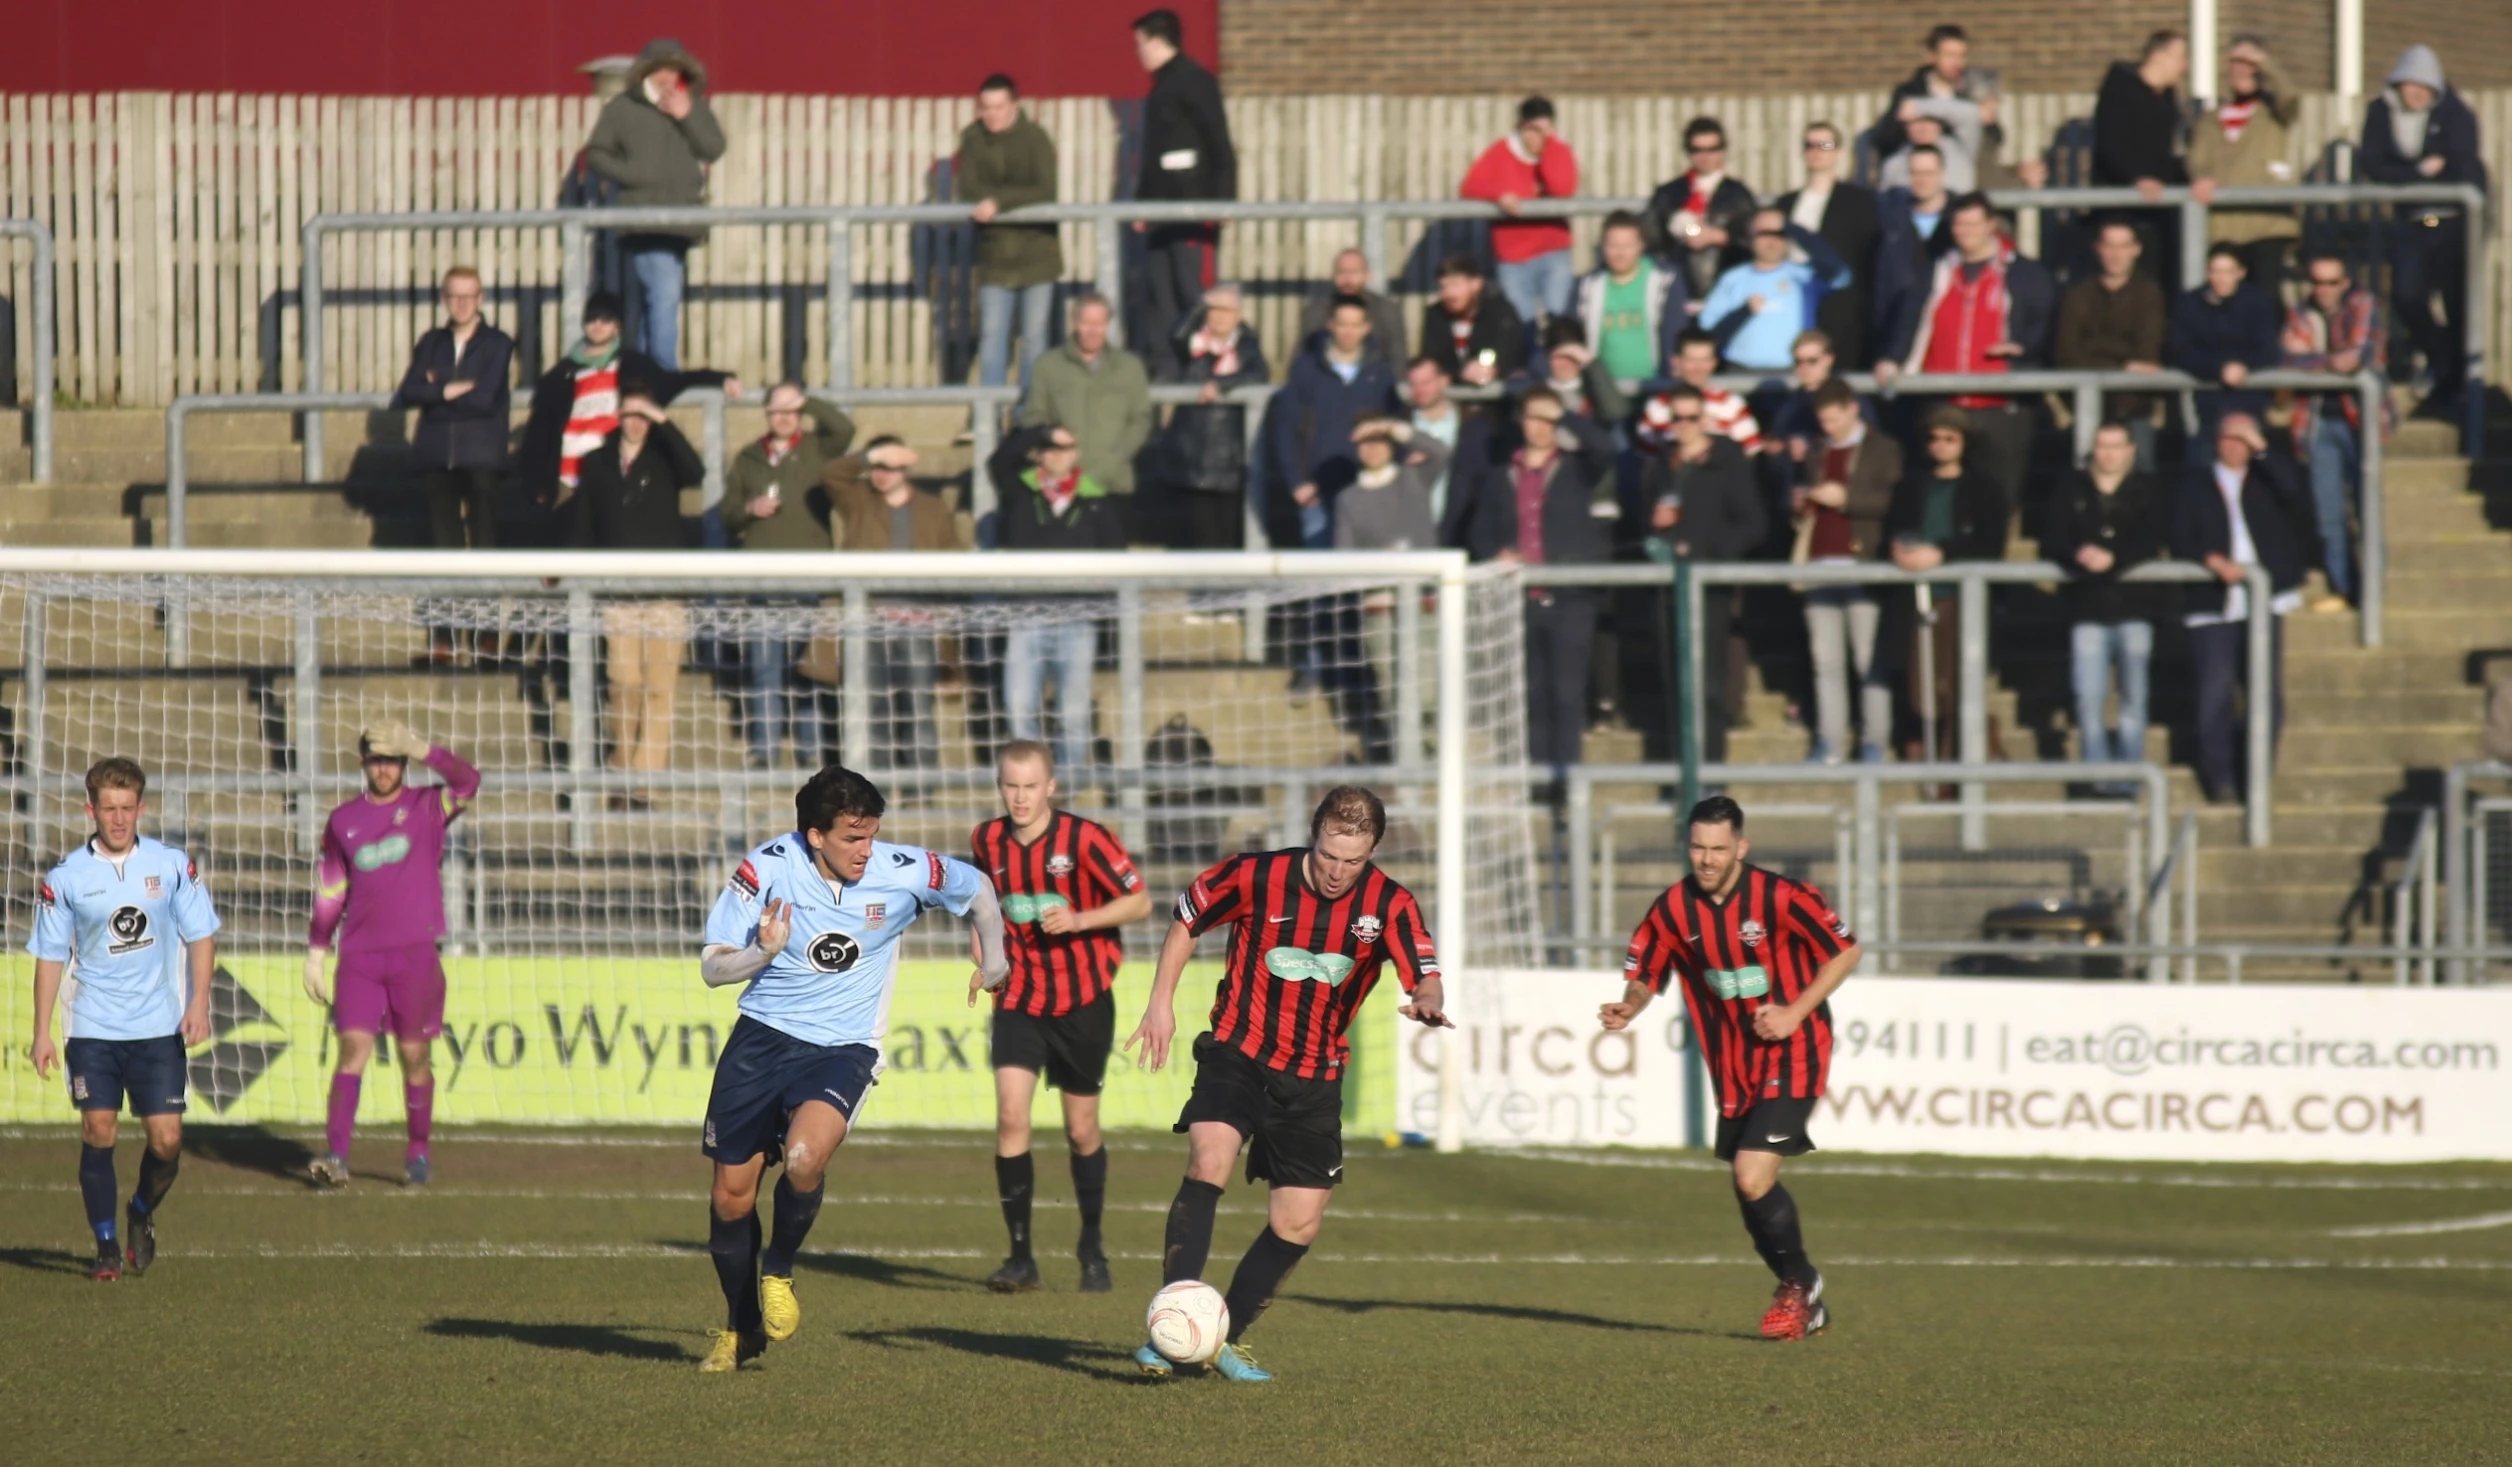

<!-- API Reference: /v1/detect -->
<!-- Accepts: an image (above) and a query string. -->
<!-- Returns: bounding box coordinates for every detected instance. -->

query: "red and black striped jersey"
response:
[1176,848,1438,1081]
[1622,864,1856,1116]
[971,810,1143,1017]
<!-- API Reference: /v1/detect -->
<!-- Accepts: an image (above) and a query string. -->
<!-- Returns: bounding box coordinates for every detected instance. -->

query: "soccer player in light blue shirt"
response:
[26,758,222,1281]
[691,765,1009,1372]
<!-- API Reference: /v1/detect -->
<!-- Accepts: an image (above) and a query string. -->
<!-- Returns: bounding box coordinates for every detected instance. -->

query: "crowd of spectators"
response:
[384,12,2485,799]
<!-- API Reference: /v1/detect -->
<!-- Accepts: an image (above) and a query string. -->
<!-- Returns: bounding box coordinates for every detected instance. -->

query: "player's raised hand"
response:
[1751,1003,1803,1042]
[363,719,430,759]
[1125,1003,1177,1071]
[1598,1001,1640,1032]
[756,898,793,957]
[303,946,331,1006]
[29,1035,57,1082]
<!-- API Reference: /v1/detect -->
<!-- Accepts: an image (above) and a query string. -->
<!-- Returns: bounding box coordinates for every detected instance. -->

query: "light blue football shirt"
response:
[28,836,223,1041]
[703,834,986,1052]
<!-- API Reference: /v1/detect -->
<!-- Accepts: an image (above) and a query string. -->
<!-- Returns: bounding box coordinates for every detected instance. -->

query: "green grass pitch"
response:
[3,1127,2507,1464]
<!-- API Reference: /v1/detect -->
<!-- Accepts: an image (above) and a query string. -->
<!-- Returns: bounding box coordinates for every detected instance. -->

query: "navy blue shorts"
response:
[64,1035,189,1117]
[701,1015,878,1164]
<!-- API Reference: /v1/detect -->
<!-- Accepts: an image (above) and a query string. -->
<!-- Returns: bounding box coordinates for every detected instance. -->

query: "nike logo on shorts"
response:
[1765,1134,1791,1144]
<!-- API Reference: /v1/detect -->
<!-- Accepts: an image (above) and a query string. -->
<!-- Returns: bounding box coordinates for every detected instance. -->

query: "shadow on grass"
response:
[846,1326,1148,1382]
[425,1316,694,1362]
[0,1247,88,1277]
[791,1250,971,1292]
[181,1125,317,1181]
[1292,1294,1715,1337]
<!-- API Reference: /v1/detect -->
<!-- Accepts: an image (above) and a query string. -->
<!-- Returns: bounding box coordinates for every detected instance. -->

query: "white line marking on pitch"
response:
[2327,1208,2512,1238]
[1506,1149,2512,1192]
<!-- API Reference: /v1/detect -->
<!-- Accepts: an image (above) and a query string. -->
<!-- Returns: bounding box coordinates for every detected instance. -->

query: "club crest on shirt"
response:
[393,806,410,827]
[1046,853,1076,877]
[863,903,886,928]
[1740,919,1767,949]
[1351,914,1384,944]
[143,875,162,896]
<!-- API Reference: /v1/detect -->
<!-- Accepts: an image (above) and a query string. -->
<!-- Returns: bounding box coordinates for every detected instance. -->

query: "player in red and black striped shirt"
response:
[1603,795,1862,1342]
[1123,786,1450,1381]
[966,741,1150,1295]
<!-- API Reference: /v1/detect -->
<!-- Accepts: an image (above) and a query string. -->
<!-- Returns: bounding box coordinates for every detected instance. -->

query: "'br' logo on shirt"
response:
[107,905,154,956]
[1704,965,1770,1000]
[806,931,862,973]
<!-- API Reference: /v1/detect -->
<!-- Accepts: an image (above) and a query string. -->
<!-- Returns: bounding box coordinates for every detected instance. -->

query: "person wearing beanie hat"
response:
[583,37,724,373]
[2361,43,2489,409]
[515,291,736,548]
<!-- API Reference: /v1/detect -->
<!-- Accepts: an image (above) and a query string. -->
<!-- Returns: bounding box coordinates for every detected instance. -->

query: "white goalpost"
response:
[0,548,1537,1135]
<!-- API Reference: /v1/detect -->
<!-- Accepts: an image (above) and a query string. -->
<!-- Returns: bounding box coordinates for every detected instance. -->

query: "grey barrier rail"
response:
[297,179,2489,471]
[2443,759,2512,985]
[2,217,55,483]
[1546,934,2499,985]
[1529,559,2277,848]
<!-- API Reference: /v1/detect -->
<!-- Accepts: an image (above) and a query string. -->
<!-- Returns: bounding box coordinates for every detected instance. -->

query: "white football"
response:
[1145,1280,1230,1365]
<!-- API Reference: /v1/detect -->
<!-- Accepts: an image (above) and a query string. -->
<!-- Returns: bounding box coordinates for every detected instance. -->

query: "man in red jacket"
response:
[1461,97,1580,348]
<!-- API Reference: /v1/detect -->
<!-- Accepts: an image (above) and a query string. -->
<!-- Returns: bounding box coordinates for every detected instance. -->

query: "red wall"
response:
[2,0,1219,96]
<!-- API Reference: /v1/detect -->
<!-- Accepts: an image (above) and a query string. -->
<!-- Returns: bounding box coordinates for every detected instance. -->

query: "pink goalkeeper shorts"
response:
[333,944,447,1040]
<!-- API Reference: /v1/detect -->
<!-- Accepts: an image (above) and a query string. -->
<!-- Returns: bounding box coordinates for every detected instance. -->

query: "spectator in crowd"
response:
[1871,24,2005,165]
[1421,255,1528,389]
[2054,221,2170,467]
[583,38,724,372]
[1524,319,1628,426]
[1404,355,1495,553]
[1768,331,1870,461]
[1778,123,1881,368]
[2283,252,2391,612]
[1884,407,2009,771]
[1297,248,1407,362]
[2092,30,2191,278]
[2362,44,2488,412]
[2170,243,2283,455]
[1640,329,1763,452]
[517,292,735,544]
[986,423,1129,773]
[1698,208,1851,373]
[1333,413,1453,763]
[1634,383,1767,765]
[1018,293,1153,534]
[2045,420,2165,789]
[1274,296,1401,549]
[960,73,1061,392]
[1461,97,1582,340]
[1131,8,1236,378]
[1576,210,1686,386]
[1878,192,2053,519]
[723,383,855,770]
[1792,378,1901,765]
[1878,98,1984,196]
[1645,116,1757,303]
[394,266,513,661]
[1155,282,1269,549]
[2171,412,2308,804]
[825,438,959,767]
[2187,35,2299,299]
[1871,145,1956,380]
[570,386,704,808]
[1475,387,1617,773]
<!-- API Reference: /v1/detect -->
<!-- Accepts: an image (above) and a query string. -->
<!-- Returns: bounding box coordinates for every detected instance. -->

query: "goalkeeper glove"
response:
[361,720,431,760]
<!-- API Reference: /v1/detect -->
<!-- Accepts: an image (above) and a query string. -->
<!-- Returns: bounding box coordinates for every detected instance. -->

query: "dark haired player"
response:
[1126,786,1451,1382]
[693,766,1010,1372]
[1603,795,1861,1341]
[27,758,222,1281]
[969,740,1152,1294]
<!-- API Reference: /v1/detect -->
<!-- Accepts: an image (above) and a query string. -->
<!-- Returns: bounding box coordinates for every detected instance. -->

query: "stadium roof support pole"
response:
[2190,0,2220,111]
[2244,567,2273,848]
[1433,552,1471,1154]
[2334,0,2364,114]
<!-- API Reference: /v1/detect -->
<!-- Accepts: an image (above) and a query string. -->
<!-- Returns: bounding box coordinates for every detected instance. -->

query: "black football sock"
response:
[708,1206,765,1333]
[1070,1147,1108,1260]
[1162,1178,1224,1284]
[994,1151,1035,1262]
[79,1144,117,1244]
[1738,1183,1818,1287]
[133,1147,180,1216]
[1221,1226,1310,1343]
[760,1175,824,1278]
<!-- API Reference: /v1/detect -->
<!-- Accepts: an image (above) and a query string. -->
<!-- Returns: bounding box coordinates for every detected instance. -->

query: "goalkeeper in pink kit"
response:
[303,722,480,1187]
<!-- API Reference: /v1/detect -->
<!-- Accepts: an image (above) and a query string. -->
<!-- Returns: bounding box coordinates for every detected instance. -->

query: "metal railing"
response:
[2146,808,2201,982]
[2,217,55,483]
[297,180,2491,469]
[2443,760,2512,985]
[2393,805,2441,987]
[1534,558,2279,846]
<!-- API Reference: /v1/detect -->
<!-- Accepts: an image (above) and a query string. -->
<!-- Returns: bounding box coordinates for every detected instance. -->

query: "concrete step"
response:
[0,518,142,547]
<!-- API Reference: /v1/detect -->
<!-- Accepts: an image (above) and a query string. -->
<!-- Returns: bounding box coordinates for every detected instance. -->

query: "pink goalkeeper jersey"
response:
[309,746,481,952]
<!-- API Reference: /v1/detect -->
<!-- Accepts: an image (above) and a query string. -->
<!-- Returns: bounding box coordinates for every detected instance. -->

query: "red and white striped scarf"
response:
[560,362,620,488]
[1188,326,1242,378]
[2218,98,2259,144]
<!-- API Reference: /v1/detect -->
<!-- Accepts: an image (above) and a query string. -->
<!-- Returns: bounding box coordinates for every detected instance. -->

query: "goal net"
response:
[0,552,1536,1136]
